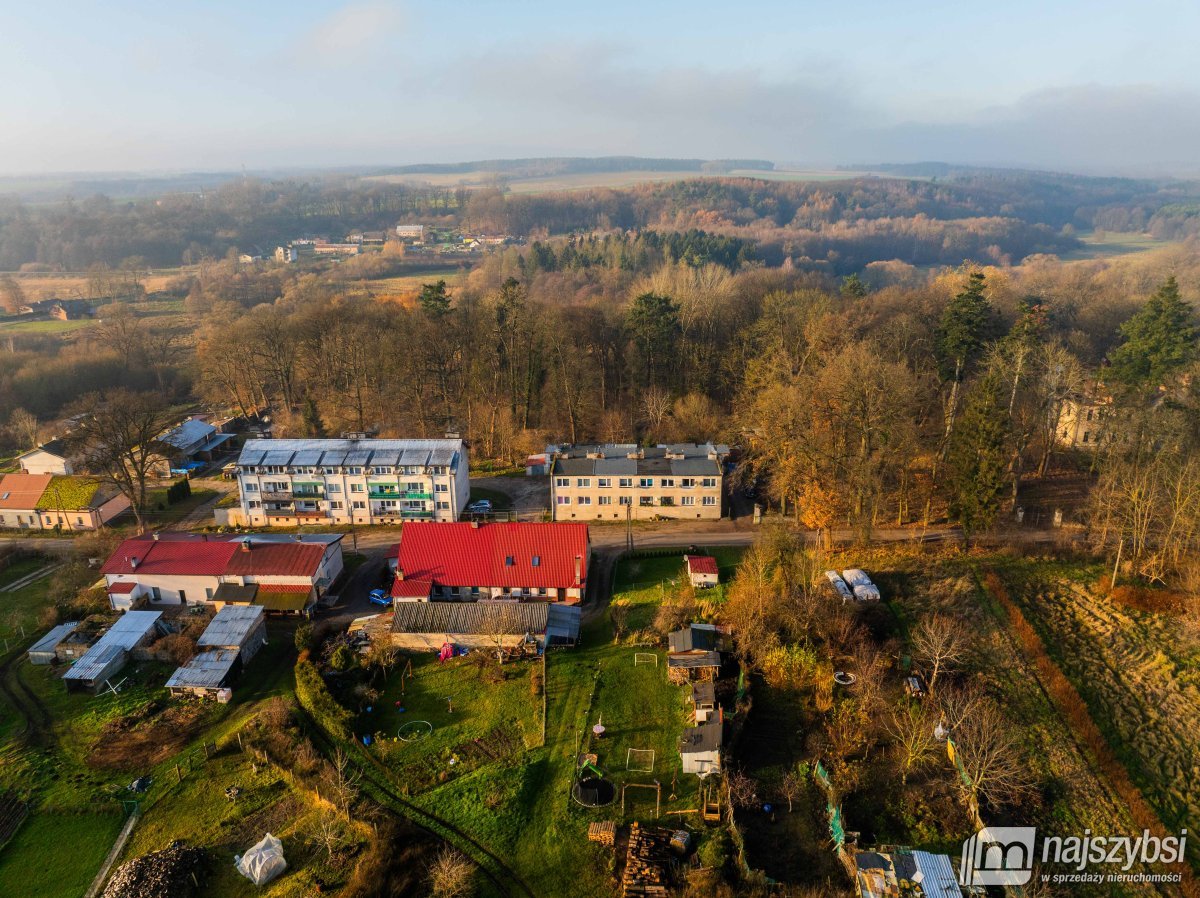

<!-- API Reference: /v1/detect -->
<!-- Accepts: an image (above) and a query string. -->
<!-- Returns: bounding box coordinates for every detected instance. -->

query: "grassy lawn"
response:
[0,810,123,897]
[467,486,513,511]
[0,318,96,335]
[0,554,57,639]
[140,487,219,528]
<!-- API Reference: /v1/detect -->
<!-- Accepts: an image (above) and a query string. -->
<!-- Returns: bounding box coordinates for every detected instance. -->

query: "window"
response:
[151,587,162,601]
[538,587,547,597]
[324,467,337,474]
[350,483,364,493]
[346,467,362,475]
[702,496,717,506]
[327,483,341,493]
[1082,432,1090,443]
[639,477,653,488]
[248,500,260,509]
[352,500,366,509]
[205,587,214,599]
[661,478,675,487]
[578,496,592,506]
[436,501,449,509]
[619,496,632,506]
[701,478,717,488]
[680,478,695,488]
[76,517,84,526]
[1086,409,1094,421]
[532,556,541,567]
[659,497,674,506]
[557,495,571,505]
[599,496,612,506]
[407,482,421,491]
[555,477,570,488]
[639,496,653,506]
[244,482,258,492]
[178,590,187,603]
[435,483,448,492]
[597,478,611,488]
[505,556,515,566]
[619,478,633,488]
[681,496,695,506]
[330,501,343,510]
[576,478,591,488]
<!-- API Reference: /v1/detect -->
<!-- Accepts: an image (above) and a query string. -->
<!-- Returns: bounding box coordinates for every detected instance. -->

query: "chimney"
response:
[396,567,404,582]
[574,555,582,586]
[241,538,252,553]
[294,533,302,542]
[152,532,160,541]
[471,520,480,529]
[130,556,139,570]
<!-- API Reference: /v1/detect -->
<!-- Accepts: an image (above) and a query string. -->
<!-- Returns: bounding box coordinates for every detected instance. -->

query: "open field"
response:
[3,271,186,301]
[1062,230,1178,260]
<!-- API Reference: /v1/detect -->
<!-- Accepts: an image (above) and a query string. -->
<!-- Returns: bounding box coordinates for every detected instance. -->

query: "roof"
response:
[686,555,719,576]
[107,581,138,595]
[551,443,727,478]
[34,476,104,510]
[392,577,433,599]
[64,611,162,682]
[667,651,721,669]
[160,418,217,452]
[0,473,53,510]
[679,721,722,754]
[391,601,549,635]
[165,649,239,690]
[908,851,962,898]
[236,438,464,471]
[397,523,589,590]
[669,624,720,654]
[101,535,333,579]
[20,438,68,460]
[254,584,313,611]
[691,681,716,705]
[212,583,258,603]
[28,621,79,655]
[197,605,264,648]
[545,604,582,643]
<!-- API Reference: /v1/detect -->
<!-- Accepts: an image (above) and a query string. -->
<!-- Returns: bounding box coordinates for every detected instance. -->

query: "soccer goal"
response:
[626,748,655,773]
[633,653,658,666]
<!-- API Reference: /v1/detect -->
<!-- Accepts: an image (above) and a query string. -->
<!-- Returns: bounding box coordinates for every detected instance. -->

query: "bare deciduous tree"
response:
[7,408,39,449]
[885,702,938,785]
[911,613,968,696]
[940,688,1034,825]
[428,847,475,898]
[609,600,631,642]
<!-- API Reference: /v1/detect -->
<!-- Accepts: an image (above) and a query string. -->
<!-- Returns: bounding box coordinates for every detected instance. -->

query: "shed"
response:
[667,650,721,684]
[685,555,719,588]
[545,604,582,646]
[679,721,722,775]
[28,621,79,665]
[689,680,717,723]
[63,610,162,692]
[390,602,553,651]
[668,623,721,654]
[165,649,241,696]
[196,604,266,662]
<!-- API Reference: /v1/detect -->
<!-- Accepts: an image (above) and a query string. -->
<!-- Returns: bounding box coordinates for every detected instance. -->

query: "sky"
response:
[2,0,1199,176]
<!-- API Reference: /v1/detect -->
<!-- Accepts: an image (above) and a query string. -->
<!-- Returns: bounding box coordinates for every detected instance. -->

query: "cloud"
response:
[289,1,406,66]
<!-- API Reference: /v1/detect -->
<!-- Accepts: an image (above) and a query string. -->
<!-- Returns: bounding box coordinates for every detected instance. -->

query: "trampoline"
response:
[398,720,434,741]
[571,777,616,808]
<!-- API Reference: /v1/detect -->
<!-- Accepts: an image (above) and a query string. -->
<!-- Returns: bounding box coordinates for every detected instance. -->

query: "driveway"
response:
[470,475,549,517]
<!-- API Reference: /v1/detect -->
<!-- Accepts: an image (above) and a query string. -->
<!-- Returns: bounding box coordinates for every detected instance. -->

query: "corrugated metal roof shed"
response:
[197,605,264,648]
[391,602,549,635]
[64,610,162,682]
[165,649,239,690]
[28,621,79,657]
[667,651,721,669]
[545,604,582,644]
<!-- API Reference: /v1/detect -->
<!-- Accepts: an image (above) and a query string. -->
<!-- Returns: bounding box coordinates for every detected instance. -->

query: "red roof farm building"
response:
[392,522,590,603]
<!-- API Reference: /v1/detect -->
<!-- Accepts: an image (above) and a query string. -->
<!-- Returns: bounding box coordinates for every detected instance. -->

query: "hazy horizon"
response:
[3,0,1200,178]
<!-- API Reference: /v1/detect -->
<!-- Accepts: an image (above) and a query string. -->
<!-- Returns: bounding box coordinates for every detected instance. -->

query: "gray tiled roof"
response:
[237,439,465,471]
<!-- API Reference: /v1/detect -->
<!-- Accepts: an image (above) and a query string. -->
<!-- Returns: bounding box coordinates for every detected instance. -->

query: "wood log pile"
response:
[102,844,207,898]
[588,820,616,846]
[621,823,673,897]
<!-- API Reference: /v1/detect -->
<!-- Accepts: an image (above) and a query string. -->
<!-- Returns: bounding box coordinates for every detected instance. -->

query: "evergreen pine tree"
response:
[945,373,1012,545]
[1108,276,1198,388]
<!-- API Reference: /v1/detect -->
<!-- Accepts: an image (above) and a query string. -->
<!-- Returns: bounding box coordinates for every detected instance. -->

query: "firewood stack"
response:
[621,823,673,897]
[588,821,617,846]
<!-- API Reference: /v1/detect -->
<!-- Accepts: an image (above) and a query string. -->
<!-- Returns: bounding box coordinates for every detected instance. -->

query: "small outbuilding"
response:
[668,651,721,685]
[668,623,722,655]
[685,555,719,589]
[679,721,722,775]
[166,605,267,697]
[391,601,558,651]
[689,680,717,724]
[63,610,163,692]
[27,621,79,665]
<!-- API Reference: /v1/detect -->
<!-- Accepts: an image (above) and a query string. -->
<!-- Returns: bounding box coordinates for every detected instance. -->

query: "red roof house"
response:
[394,522,589,604]
[685,554,720,588]
[101,534,345,614]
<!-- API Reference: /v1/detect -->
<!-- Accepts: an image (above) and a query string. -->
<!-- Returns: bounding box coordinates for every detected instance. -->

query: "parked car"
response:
[841,569,881,602]
[368,589,392,607]
[467,499,493,514]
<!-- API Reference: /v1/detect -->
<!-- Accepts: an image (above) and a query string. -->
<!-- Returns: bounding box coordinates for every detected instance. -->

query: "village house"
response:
[679,720,722,775]
[165,605,267,698]
[18,438,75,475]
[101,533,344,614]
[394,224,425,243]
[154,416,233,474]
[229,437,469,527]
[549,443,729,521]
[63,610,164,692]
[392,521,590,603]
[0,473,130,531]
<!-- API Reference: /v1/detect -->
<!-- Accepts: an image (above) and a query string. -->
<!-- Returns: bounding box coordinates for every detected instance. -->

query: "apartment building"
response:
[549,443,729,521]
[231,438,469,526]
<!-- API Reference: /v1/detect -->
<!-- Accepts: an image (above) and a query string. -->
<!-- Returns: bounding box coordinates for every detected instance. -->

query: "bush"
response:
[166,478,192,505]
[295,660,354,741]
[330,643,357,672]
[294,622,314,652]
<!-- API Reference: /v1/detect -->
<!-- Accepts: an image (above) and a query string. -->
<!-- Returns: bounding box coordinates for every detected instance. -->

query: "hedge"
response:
[294,659,354,742]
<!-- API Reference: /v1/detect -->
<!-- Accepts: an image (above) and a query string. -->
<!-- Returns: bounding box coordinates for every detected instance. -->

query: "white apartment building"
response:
[232,438,469,526]
[549,443,729,521]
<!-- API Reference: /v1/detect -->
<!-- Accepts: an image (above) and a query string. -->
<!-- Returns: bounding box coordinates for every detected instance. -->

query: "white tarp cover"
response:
[235,833,287,886]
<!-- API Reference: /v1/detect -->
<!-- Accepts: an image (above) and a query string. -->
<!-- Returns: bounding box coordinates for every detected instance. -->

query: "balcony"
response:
[292,490,325,500]
[368,489,431,500]
[260,491,293,502]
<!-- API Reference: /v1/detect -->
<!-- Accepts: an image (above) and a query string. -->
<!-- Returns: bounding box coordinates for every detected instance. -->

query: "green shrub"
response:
[295,660,353,741]
[294,622,314,652]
